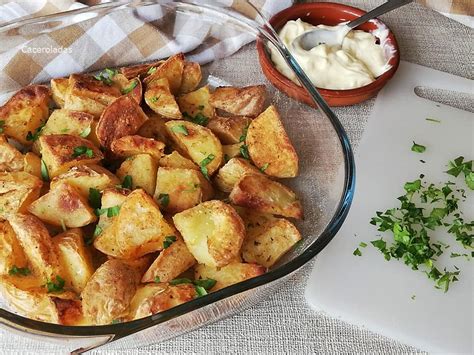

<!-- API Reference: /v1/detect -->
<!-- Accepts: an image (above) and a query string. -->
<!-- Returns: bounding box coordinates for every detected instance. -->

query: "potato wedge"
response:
[242,219,301,268]
[0,172,42,220]
[173,200,245,267]
[81,259,138,325]
[116,154,158,195]
[0,221,28,275]
[246,105,298,178]
[121,60,165,79]
[51,165,119,198]
[96,95,149,149]
[144,78,182,119]
[38,134,103,178]
[94,189,175,259]
[111,135,165,161]
[137,111,170,144]
[50,78,69,108]
[0,135,24,172]
[222,142,243,160]
[194,262,265,291]
[230,174,302,219]
[110,74,142,104]
[41,109,94,138]
[141,238,196,283]
[177,86,214,123]
[165,120,223,177]
[234,206,276,233]
[23,152,42,178]
[159,151,198,170]
[144,53,185,94]
[154,167,213,213]
[179,62,202,94]
[97,187,130,232]
[0,85,50,145]
[8,213,61,280]
[207,116,252,145]
[116,254,155,277]
[53,228,94,293]
[128,283,196,320]
[214,157,264,192]
[209,85,266,117]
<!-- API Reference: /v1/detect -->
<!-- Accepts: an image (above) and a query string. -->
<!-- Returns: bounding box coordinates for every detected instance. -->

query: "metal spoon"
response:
[294,0,413,50]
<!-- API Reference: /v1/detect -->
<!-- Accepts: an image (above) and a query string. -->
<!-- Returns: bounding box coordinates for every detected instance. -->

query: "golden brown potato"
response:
[0,85,50,145]
[0,135,24,172]
[246,105,298,178]
[141,238,196,283]
[222,142,243,160]
[81,259,138,325]
[8,213,61,280]
[120,60,164,79]
[209,85,266,117]
[177,86,214,122]
[144,78,182,119]
[50,78,69,108]
[230,174,303,219]
[154,167,213,213]
[0,221,28,275]
[116,154,158,195]
[206,115,252,144]
[0,172,42,220]
[111,135,165,161]
[23,152,42,179]
[159,151,198,170]
[51,164,119,198]
[194,262,265,291]
[137,111,171,144]
[179,61,202,94]
[41,109,94,138]
[128,283,196,320]
[165,120,223,177]
[173,200,245,267]
[144,53,185,94]
[234,206,276,233]
[96,187,130,232]
[94,189,175,259]
[53,228,94,293]
[116,254,155,277]
[110,74,142,104]
[96,95,149,149]
[214,157,264,192]
[242,219,301,268]
[38,134,103,178]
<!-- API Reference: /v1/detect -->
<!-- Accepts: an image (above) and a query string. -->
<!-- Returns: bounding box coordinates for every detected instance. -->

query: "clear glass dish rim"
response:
[0,0,356,340]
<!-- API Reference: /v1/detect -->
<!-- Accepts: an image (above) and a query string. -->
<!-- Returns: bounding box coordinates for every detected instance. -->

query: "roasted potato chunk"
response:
[8,213,61,280]
[246,105,298,178]
[116,154,158,195]
[144,53,185,94]
[111,135,165,161]
[0,135,24,172]
[128,283,196,320]
[194,262,265,291]
[53,228,94,293]
[210,85,266,117]
[110,74,142,104]
[51,165,119,198]
[0,85,50,145]
[141,238,196,283]
[179,62,202,94]
[230,174,302,219]
[165,120,223,177]
[214,157,264,192]
[234,206,276,233]
[159,151,198,170]
[0,221,28,275]
[154,167,213,213]
[81,259,138,325]
[242,219,301,268]
[50,78,69,108]
[94,189,175,259]
[97,188,130,232]
[173,201,245,267]
[222,142,243,160]
[41,109,94,138]
[177,86,214,122]
[23,152,41,178]
[96,95,148,149]
[38,134,103,178]
[137,111,170,144]
[207,116,252,144]
[120,60,164,79]
[144,78,182,119]
[0,172,42,219]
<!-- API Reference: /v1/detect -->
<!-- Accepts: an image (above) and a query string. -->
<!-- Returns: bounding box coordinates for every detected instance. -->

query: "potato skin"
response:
[41,109,94,137]
[137,111,171,144]
[111,135,165,161]
[120,60,164,79]
[246,105,298,178]
[97,187,130,232]
[81,259,138,325]
[222,142,244,160]
[0,172,42,220]
[116,154,158,195]
[144,78,182,119]
[159,151,198,170]
[23,152,42,179]
[209,85,266,117]
[229,174,303,219]
[51,78,69,108]
[0,221,28,275]
[0,135,24,172]
[207,115,252,145]
[177,86,214,121]
[173,200,245,267]
[144,53,185,95]
[214,157,264,192]
[194,262,265,291]
[179,61,202,94]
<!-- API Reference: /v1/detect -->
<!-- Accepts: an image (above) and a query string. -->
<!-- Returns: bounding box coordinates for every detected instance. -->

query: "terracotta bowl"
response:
[256,2,400,107]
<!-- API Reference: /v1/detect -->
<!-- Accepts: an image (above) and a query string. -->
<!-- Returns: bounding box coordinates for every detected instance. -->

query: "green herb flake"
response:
[359,242,367,248]
[157,193,170,208]
[446,156,474,190]
[199,154,215,180]
[88,188,102,209]
[163,235,177,249]
[40,159,49,182]
[154,276,161,283]
[8,265,31,276]
[26,122,45,142]
[94,68,117,86]
[169,278,193,285]
[111,319,121,324]
[0,120,5,133]
[147,66,157,75]
[122,175,133,190]
[240,144,250,160]
[72,145,94,158]
[79,126,91,138]
[224,154,230,163]
[121,79,138,94]
[193,278,216,290]
[411,295,416,300]
[171,125,189,136]
[260,163,269,172]
[195,285,207,297]
[46,275,65,293]
[239,125,249,143]
[411,141,426,153]
[107,205,121,217]
[353,248,362,256]
[425,118,441,123]
[183,111,208,126]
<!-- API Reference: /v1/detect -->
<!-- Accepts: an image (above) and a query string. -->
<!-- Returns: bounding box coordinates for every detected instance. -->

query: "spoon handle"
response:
[347,0,413,29]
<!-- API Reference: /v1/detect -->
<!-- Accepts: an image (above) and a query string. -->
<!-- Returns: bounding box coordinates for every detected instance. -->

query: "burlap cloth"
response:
[0,0,472,354]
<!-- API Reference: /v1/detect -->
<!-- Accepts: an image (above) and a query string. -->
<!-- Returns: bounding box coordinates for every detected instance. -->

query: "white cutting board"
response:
[306,61,473,354]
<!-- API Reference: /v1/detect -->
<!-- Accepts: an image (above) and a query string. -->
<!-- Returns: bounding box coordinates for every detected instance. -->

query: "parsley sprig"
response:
[93,68,117,86]
[199,154,215,180]
[72,146,94,158]
[8,265,31,276]
[46,275,65,293]
[446,156,473,190]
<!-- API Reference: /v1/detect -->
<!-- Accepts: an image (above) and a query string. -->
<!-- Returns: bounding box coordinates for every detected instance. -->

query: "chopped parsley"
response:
[88,188,102,209]
[353,248,362,256]
[157,193,170,208]
[426,118,441,123]
[199,154,215,180]
[163,235,177,249]
[239,124,249,143]
[224,154,230,163]
[0,120,5,133]
[40,159,49,182]
[93,68,117,86]
[168,278,217,297]
[111,319,122,324]
[8,265,31,276]
[121,175,133,189]
[154,276,161,283]
[79,127,91,138]
[411,141,426,153]
[147,66,157,75]
[195,285,207,297]
[446,156,473,190]
[193,278,217,290]
[169,278,192,285]
[87,225,103,245]
[183,111,208,126]
[171,125,189,136]
[72,145,94,158]
[46,275,65,293]
[240,144,250,160]
[26,122,45,142]
[149,95,161,104]
[95,205,121,217]
[359,242,367,248]
[260,163,269,172]
[121,79,138,94]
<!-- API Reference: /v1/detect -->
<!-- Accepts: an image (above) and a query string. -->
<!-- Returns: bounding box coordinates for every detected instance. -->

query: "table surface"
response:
[0,0,472,354]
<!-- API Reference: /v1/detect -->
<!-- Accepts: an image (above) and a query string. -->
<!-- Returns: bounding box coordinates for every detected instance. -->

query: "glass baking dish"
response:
[0,1,355,353]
